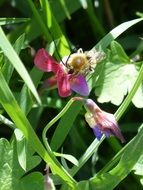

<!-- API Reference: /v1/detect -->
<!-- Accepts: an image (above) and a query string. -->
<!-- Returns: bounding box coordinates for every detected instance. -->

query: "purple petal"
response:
[102,128,112,138]
[92,125,103,140]
[70,75,89,96]
[107,124,125,143]
[102,113,125,143]
[84,99,99,113]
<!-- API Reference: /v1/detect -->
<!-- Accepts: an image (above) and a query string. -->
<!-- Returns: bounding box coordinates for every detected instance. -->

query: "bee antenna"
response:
[63,44,80,66]
[65,54,71,67]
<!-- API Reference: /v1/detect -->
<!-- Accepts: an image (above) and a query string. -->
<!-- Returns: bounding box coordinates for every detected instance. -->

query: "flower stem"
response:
[42,98,76,152]
[69,137,105,176]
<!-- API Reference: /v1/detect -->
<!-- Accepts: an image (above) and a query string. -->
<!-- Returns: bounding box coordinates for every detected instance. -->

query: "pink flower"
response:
[84,99,125,143]
[34,48,89,97]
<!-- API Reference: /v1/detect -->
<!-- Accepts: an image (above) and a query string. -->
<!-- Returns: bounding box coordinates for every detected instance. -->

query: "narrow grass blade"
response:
[2,33,25,83]
[59,0,71,19]
[95,18,143,50]
[32,0,70,56]
[0,18,30,25]
[0,27,41,104]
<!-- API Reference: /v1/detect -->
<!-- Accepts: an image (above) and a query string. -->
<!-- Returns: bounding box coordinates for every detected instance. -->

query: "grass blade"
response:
[0,27,41,104]
[0,18,30,25]
[95,18,143,50]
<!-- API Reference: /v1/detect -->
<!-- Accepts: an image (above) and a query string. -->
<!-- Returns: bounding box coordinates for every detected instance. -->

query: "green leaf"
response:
[19,67,43,115]
[2,33,25,83]
[94,61,135,105]
[90,124,143,189]
[54,152,79,166]
[76,180,90,190]
[132,83,143,108]
[0,138,43,190]
[110,41,130,63]
[133,154,143,185]
[0,27,41,104]
[20,173,45,190]
[0,18,30,25]
[19,85,33,114]
[61,157,70,171]
[93,45,143,107]
[14,129,27,171]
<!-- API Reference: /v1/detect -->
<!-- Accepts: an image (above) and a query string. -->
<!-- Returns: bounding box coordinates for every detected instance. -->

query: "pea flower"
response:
[34,48,89,97]
[84,99,125,143]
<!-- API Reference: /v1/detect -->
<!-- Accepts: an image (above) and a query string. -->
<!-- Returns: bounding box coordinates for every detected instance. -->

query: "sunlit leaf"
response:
[0,138,43,190]
[14,129,27,171]
[133,154,143,185]
[93,42,143,108]
[110,41,130,63]
[76,180,90,190]
[54,152,79,166]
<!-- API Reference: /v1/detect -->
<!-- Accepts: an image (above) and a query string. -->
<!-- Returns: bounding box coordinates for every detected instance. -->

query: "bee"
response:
[61,48,106,75]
